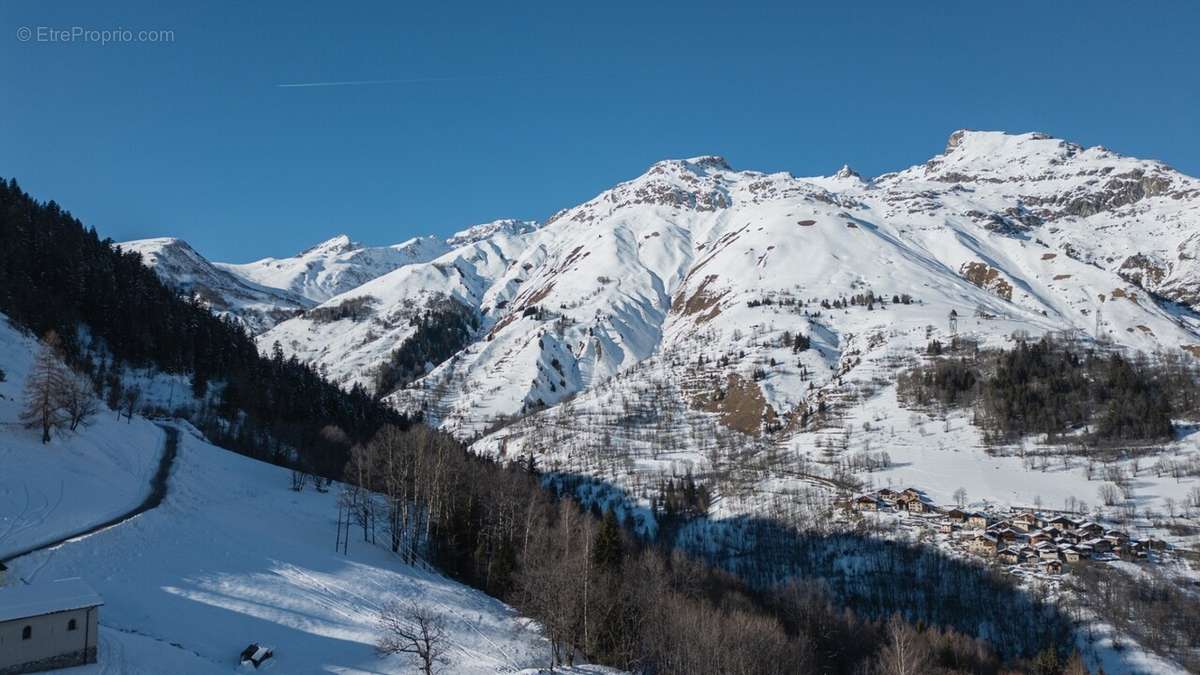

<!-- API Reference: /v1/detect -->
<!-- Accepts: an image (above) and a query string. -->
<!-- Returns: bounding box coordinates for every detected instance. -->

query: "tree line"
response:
[898,335,1196,444]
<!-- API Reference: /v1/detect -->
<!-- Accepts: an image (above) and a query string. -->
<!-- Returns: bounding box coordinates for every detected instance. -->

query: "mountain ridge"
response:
[130,130,1200,442]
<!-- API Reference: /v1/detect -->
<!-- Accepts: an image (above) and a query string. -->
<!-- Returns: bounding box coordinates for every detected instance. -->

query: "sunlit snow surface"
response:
[0,316,616,675]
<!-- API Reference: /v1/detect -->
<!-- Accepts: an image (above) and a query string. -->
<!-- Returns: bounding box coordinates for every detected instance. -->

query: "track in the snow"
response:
[0,425,179,567]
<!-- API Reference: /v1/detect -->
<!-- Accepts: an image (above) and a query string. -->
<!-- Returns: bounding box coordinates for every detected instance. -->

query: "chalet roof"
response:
[0,578,102,623]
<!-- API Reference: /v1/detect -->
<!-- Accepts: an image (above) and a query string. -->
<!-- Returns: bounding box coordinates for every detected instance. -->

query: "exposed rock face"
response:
[944,129,969,153]
[1057,170,1174,219]
[1119,253,1168,288]
[960,262,1014,301]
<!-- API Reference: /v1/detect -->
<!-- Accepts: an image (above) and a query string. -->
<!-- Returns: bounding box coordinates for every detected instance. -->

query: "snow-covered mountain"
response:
[125,221,540,333]
[118,237,313,334]
[252,131,1200,442]
[215,233,451,304]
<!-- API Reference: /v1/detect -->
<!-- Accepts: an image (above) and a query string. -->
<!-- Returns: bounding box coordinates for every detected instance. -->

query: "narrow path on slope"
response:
[0,424,179,567]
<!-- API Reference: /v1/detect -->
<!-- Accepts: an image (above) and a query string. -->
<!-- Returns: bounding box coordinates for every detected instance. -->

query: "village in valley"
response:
[841,486,1172,578]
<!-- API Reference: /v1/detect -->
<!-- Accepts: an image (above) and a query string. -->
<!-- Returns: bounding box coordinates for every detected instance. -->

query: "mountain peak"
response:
[941,129,1080,157]
[834,164,861,180]
[647,155,733,176]
[447,219,539,247]
[684,155,731,170]
[119,236,202,261]
[302,234,358,256]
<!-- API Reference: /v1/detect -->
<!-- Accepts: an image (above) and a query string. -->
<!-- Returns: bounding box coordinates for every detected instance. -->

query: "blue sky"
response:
[3,1,1198,262]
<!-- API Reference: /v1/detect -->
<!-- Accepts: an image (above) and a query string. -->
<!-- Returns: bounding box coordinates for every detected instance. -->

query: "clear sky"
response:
[2,1,1198,262]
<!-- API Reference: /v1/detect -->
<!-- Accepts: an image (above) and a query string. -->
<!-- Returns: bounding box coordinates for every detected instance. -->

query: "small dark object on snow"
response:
[240,643,273,668]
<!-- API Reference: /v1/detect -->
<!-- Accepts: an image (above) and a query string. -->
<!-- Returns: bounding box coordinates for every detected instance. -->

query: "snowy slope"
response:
[118,238,313,334]
[4,429,581,674]
[0,313,614,674]
[0,316,165,559]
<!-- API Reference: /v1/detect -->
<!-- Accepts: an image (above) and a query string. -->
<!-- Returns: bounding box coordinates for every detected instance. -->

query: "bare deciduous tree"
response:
[952,487,967,507]
[876,613,931,675]
[62,373,99,432]
[122,386,142,423]
[376,600,448,675]
[1098,482,1121,507]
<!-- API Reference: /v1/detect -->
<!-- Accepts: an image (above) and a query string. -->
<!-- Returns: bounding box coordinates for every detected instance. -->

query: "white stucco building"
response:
[0,578,102,674]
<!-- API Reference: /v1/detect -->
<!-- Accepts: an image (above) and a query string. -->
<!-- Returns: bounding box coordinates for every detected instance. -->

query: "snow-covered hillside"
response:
[118,238,312,334]
[0,313,612,674]
[0,316,166,558]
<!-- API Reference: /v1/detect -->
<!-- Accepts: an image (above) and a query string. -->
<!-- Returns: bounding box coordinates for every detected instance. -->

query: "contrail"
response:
[277,75,529,88]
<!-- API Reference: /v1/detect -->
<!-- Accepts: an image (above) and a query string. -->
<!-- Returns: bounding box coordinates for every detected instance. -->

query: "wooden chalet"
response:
[852,495,879,512]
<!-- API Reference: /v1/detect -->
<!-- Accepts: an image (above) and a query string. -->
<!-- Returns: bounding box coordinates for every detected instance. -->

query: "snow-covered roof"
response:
[0,578,103,623]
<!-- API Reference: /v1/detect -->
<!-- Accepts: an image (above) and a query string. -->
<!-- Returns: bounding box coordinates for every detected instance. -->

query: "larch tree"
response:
[19,331,71,443]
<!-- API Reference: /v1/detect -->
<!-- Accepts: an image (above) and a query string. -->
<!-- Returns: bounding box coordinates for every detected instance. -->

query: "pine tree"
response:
[592,508,624,571]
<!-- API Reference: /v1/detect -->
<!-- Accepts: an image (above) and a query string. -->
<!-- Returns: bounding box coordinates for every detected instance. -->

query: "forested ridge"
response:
[0,177,402,474]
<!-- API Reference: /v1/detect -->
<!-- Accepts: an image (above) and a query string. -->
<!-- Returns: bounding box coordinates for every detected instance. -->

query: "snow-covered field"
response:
[0,315,612,674]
